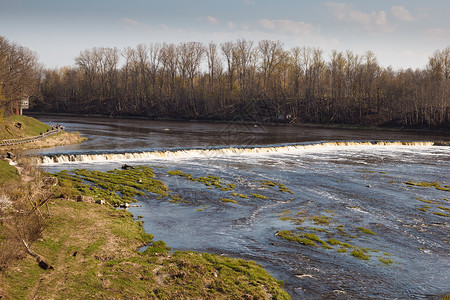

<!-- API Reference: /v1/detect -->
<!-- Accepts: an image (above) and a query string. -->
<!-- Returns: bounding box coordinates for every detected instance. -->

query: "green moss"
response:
[379,257,393,265]
[357,227,377,235]
[170,194,181,203]
[238,194,249,199]
[220,198,238,204]
[167,170,237,192]
[167,170,183,176]
[337,247,348,253]
[326,239,353,249]
[417,208,428,212]
[276,230,316,247]
[355,170,376,174]
[258,180,293,194]
[196,209,203,212]
[432,212,450,217]
[350,249,370,260]
[406,181,450,191]
[143,240,171,256]
[249,193,267,199]
[417,198,439,204]
[438,206,450,212]
[301,233,332,249]
[54,166,169,205]
[309,215,332,225]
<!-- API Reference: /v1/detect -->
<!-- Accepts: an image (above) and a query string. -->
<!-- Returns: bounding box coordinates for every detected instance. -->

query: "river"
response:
[30,115,450,299]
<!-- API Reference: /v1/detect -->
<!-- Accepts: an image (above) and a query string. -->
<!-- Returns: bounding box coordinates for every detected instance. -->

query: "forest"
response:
[1,36,449,127]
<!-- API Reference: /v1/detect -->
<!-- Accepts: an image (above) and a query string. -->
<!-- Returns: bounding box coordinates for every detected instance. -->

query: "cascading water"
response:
[39,140,436,164]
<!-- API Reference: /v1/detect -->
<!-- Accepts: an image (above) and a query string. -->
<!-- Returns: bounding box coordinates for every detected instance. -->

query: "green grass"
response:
[0,160,19,184]
[0,115,51,140]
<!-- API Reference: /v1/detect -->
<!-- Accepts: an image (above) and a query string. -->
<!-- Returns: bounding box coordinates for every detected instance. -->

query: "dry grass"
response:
[0,161,52,272]
[0,131,86,151]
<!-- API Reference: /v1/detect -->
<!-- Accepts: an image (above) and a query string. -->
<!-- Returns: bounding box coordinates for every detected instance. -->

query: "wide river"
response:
[31,115,449,299]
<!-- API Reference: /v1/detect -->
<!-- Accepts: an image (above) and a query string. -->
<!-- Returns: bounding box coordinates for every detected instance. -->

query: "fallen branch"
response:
[22,240,54,270]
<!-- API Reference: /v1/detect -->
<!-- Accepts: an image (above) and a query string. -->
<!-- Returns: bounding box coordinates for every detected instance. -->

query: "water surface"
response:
[32,115,450,299]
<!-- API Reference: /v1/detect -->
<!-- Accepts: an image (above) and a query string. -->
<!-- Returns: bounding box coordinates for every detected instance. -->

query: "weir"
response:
[39,140,436,164]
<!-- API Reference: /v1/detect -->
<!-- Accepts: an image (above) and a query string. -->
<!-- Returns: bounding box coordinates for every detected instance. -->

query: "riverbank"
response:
[26,112,450,135]
[0,163,289,299]
[0,115,86,152]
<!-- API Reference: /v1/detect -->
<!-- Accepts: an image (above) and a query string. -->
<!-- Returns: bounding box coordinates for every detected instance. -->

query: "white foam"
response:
[39,141,436,165]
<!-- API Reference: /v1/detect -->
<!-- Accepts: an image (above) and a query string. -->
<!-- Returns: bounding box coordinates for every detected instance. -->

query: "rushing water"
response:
[31,115,450,299]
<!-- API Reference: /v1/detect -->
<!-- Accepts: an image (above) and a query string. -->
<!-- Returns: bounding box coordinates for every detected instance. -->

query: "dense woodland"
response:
[1,36,449,127]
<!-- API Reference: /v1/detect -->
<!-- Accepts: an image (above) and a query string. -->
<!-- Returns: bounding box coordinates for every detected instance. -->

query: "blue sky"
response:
[1,0,449,69]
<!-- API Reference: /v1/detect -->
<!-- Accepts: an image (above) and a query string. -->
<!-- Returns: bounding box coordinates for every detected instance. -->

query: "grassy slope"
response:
[1,199,289,299]
[0,115,51,140]
[0,160,19,184]
[0,115,86,150]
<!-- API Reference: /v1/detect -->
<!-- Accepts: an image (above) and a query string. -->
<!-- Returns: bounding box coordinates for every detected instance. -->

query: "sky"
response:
[1,0,449,70]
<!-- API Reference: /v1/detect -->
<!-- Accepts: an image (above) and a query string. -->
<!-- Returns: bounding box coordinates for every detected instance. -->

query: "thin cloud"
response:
[425,28,450,40]
[325,2,393,33]
[120,18,139,27]
[257,19,318,36]
[391,6,415,22]
[207,16,219,25]
[227,21,236,29]
[197,16,219,25]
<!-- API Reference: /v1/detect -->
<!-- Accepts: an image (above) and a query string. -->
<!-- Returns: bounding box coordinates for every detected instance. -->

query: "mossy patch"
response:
[54,166,169,206]
[257,180,294,194]
[405,181,450,192]
[417,198,439,204]
[350,249,370,260]
[309,215,332,225]
[357,227,377,235]
[432,212,450,217]
[249,193,267,199]
[220,198,238,204]
[276,230,316,247]
[378,257,393,265]
[167,170,236,192]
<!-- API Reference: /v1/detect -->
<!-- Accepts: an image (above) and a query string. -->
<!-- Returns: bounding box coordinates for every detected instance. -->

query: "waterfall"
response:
[39,141,437,165]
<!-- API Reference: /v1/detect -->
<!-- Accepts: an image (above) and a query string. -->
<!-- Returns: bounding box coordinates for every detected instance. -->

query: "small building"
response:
[14,96,29,115]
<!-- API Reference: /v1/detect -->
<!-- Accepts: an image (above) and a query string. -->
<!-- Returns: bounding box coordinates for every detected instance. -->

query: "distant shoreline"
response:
[26,112,450,135]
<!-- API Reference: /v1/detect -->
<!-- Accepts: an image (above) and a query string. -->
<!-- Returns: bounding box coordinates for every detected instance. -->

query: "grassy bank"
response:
[1,199,288,299]
[0,115,50,140]
[0,164,289,299]
[0,115,85,151]
[0,160,19,184]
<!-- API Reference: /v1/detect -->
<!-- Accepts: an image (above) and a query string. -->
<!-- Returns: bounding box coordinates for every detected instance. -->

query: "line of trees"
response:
[3,35,448,127]
[0,36,41,118]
